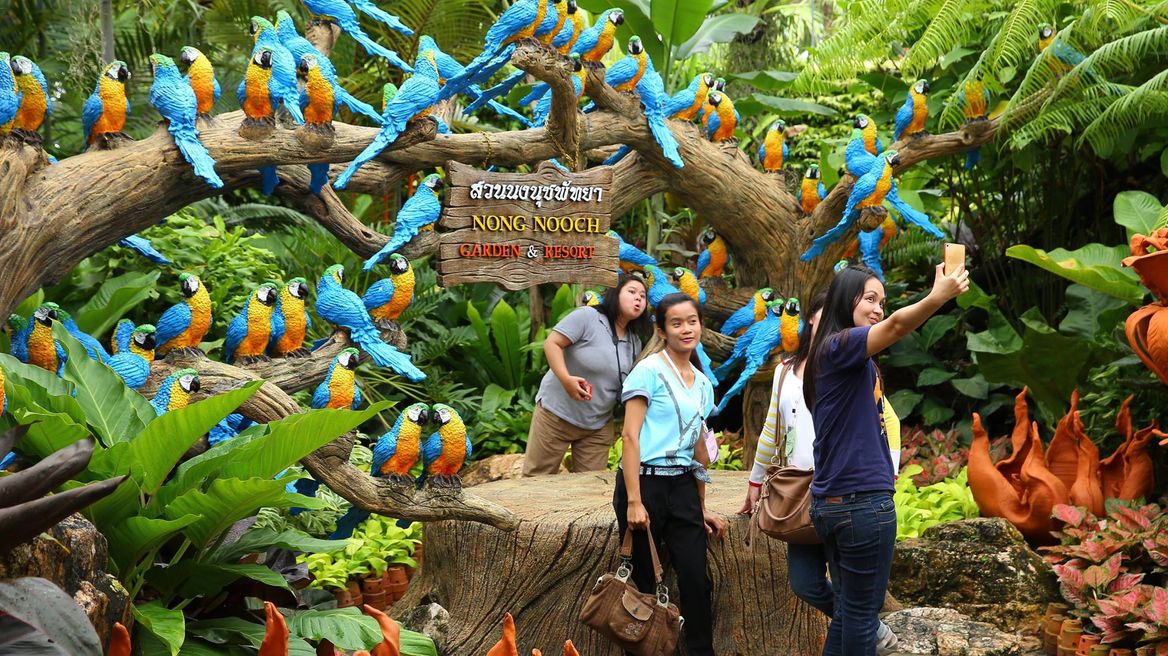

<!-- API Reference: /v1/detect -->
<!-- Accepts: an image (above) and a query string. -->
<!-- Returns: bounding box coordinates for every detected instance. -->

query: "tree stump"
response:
[395,470,828,655]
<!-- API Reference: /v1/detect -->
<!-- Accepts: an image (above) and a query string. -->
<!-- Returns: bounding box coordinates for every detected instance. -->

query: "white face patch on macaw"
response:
[407,405,428,424]
[435,406,453,426]
[179,374,199,393]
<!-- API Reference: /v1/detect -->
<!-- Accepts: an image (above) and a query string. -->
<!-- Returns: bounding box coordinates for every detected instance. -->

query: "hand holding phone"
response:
[944,243,966,276]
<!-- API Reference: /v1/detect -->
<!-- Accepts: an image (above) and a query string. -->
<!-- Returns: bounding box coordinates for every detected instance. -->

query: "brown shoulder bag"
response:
[752,363,822,544]
[579,528,682,655]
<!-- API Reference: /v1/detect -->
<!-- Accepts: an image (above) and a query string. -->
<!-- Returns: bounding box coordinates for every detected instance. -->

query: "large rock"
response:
[890,518,1057,633]
[885,607,1024,656]
[0,514,130,649]
[398,602,452,655]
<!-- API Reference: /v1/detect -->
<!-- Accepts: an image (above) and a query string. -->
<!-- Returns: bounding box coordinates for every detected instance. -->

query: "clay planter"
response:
[384,565,409,604]
[1108,649,1132,656]
[1076,635,1101,655]
[333,586,359,609]
[1058,618,1083,647]
[1123,228,1168,386]
[1087,646,1109,656]
[361,573,385,595]
[406,544,424,579]
[362,589,386,610]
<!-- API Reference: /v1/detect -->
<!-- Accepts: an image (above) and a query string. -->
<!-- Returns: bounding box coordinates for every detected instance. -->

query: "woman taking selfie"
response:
[523,273,650,475]
[614,293,728,656]
[803,262,968,655]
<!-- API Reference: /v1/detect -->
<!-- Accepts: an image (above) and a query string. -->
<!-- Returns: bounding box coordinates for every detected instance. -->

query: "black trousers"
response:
[613,471,714,656]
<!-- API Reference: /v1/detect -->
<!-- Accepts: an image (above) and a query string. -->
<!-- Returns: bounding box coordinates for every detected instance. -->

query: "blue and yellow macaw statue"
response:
[802,150,900,261]
[607,37,647,92]
[581,290,602,306]
[893,79,930,141]
[107,324,155,390]
[364,254,415,327]
[444,0,548,91]
[82,61,131,150]
[671,267,706,305]
[713,301,784,414]
[149,54,224,189]
[13,305,66,376]
[415,37,530,126]
[470,0,567,105]
[696,230,728,279]
[608,230,657,273]
[238,47,283,195]
[720,287,775,337]
[0,53,20,138]
[302,0,413,39]
[247,17,305,125]
[1038,23,1102,82]
[857,216,898,282]
[364,174,444,269]
[300,0,412,72]
[275,11,381,123]
[334,51,442,190]
[312,348,363,410]
[759,120,788,172]
[46,303,109,363]
[519,7,624,107]
[421,404,471,489]
[956,79,990,169]
[554,0,584,54]
[634,52,683,169]
[642,264,680,309]
[150,368,200,416]
[779,297,802,353]
[156,272,213,356]
[315,265,426,380]
[329,402,430,538]
[799,164,827,214]
[179,46,219,123]
[297,54,336,194]
[666,72,714,122]
[110,319,137,355]
[224,282,279,364]
[10,56,51,143]
[705,91,738,142]
[269,278,312,358]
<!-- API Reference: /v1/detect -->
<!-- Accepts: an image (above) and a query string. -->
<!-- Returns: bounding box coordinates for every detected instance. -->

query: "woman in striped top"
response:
[740,291,901,655]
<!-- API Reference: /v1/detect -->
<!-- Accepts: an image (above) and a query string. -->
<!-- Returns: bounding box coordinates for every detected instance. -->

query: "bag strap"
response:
[771,362,793,468]
[620,527,665,584]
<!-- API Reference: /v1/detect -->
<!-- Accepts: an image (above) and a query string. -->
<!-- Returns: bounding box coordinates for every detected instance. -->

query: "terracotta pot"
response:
[1076,634,1101,655]
[334,587,357,608]
[1134,647,1155,656]
[406,544,424,579]
[1109,649,1133,656]
[345,580,364,608]
[1088,646,1110,656]
[362,590,385,610]
[361,573,385,595]
[1059,618,1084,648]
[1123,229,1168,302]
[384,564,409,603]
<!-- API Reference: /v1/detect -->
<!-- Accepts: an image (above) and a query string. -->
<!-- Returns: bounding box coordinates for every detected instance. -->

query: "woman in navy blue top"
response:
[803,262,968,656]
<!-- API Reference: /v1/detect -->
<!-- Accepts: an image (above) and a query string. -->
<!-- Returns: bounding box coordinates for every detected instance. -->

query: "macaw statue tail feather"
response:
[260,166,281,196]
[603,145,630,166]
[350,29,414,73]
[649,116,684,169]
[964,148,981,170]
[336,85,383,123]
[350,0,414,36]
[887,191,945,238]
[280,93,306,124]
[714,361,757,415]
[333,125,402,190]
[330,506,371,539]
[468,70,525,111]
[354,329,427,380]
[519,82,549,106]
[172,130,224,188]
[696,343,718,386]
[119,234,171,265]
[485,99,533,127]
[308,163,330,195]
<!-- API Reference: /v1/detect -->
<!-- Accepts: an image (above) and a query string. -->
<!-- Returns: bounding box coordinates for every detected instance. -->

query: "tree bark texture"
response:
[395,470,828,655]
[0,39,996,529]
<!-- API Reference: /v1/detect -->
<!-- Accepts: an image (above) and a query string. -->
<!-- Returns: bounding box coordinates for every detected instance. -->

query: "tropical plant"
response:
[1044,501,1168,647]
[0,329,390,653]
[898,426,969,485]
[893,465,980,540]
[0,577,105,655]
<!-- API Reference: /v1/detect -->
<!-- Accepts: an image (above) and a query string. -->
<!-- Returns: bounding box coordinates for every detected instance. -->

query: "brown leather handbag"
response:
[752,364,822,545]
[579,529,682,655]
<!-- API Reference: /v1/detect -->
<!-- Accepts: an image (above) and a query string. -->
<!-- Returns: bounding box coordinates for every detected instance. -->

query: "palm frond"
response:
[1079,69,1168,151]
[902,0,977,75]
[989,0,1054,73]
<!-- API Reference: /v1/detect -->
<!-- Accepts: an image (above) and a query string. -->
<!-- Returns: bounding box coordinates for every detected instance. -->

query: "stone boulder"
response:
[890,518,1057,633]
[398,602,452,655]
[0,514,130,649]
[885,607,1024,656]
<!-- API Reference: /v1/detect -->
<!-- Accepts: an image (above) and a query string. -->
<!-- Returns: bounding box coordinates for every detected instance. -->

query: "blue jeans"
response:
[809,491,896,656]
[788,542,834,617]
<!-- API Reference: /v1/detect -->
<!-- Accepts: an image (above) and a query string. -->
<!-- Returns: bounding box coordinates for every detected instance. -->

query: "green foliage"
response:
[893,465,980,540]
[1005,243,1145,305]
[300,519,421,590]
[0,577,104,655]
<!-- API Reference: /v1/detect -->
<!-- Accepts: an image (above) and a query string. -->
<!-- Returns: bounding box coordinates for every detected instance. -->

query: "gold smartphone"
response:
[944,243,966,276]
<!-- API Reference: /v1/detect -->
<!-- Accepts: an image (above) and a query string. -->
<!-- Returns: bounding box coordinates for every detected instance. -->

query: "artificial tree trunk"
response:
[0,34,996,528]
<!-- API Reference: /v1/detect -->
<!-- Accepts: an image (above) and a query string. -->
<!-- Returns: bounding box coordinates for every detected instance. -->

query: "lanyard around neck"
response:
[659,350,695,390]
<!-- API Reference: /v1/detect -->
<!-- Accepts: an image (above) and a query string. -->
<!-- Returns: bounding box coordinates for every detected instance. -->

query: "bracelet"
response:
[748,481,762,488]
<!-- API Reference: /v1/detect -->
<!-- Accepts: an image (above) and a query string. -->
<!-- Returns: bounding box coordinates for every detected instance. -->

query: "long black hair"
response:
[802,265,881,409]
[654,292,704,371]
[594,272,652,338]
[790,291,828,369]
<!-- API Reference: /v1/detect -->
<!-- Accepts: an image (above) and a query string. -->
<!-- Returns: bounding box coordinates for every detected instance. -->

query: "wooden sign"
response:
[436,161,619,291]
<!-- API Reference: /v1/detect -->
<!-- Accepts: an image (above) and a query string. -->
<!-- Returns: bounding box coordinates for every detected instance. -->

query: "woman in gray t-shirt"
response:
[522,274,650,475]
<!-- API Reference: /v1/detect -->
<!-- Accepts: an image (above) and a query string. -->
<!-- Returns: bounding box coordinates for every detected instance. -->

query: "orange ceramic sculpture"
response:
[108,622,131,656]
[363,604,402,656]
[969,389,1159,543]
[487,612,519,656]
[1123,228,1168,386]
[258,601,290,656]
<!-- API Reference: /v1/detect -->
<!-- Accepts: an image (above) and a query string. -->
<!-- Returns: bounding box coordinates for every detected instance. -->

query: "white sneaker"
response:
[876,621,898,656]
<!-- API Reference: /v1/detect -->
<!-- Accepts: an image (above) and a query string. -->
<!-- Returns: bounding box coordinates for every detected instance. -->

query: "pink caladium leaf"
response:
[1091,614,1132,644]
[1145,586,1168,625]
[1108,572,1145,594]
[1085,564,1116,590]
[1114,505,1153,530]
[1053,504,1089,527]
[1054,563,1087,606]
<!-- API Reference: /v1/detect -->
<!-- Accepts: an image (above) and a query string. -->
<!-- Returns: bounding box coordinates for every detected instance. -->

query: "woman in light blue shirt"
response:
[614,293,728,656]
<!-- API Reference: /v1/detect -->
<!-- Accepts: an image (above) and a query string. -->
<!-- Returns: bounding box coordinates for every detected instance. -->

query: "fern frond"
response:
[1008,92,1120,148]
[1079,69,1168,150]
[902,0,978,75]
[999,52,1061,132]
[990,0,1056,72]
[1048,25,1168,103]
[793,0,918,92]
[883,225,942,269]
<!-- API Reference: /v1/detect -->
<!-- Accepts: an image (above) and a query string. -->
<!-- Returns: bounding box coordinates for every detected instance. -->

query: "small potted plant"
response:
[299,552,355,607]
